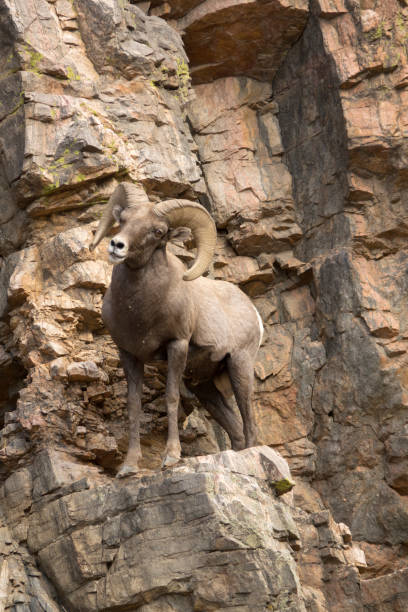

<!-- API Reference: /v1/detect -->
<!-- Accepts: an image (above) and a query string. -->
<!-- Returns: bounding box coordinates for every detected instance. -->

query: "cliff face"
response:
[0,0,407,610]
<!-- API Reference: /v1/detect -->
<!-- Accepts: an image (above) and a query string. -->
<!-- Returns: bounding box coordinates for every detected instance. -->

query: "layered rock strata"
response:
[0,0,407,609]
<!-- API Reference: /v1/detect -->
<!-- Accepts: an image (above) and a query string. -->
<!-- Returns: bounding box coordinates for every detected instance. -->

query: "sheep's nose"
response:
[111,238,125,250]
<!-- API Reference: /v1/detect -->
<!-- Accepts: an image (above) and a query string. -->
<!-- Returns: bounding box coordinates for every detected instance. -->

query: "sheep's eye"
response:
[154,228,164,237]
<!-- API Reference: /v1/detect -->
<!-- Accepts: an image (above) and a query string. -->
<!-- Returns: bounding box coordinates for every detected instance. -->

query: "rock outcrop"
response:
[0,0,407,609]
[0,446,369,611]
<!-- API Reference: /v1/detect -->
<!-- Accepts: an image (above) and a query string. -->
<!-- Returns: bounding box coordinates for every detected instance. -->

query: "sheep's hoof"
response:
[162,454,180,468]
[116,463,139,478]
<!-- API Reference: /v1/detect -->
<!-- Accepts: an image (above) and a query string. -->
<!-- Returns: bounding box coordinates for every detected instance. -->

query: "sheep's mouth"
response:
[109,252,126,264]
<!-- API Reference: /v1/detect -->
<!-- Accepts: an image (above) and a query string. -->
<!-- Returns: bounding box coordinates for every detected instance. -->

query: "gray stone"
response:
[26,447,307,611]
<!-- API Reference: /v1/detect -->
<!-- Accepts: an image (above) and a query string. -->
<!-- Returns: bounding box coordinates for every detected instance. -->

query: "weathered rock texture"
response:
[0,446,369,611]
[0,0,407,609]
[273,0,408,581]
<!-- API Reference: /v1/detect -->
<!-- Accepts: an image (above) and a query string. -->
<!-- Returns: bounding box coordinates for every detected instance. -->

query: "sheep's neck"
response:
[112,247,171,298]
[105,247,179,360]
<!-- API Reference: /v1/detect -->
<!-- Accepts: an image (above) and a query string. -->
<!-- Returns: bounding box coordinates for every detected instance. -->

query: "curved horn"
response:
[154,199,217,281]
[89,182,148,251]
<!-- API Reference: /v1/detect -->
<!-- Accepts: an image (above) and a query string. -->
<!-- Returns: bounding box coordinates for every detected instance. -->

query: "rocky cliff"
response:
[0,0,407,610]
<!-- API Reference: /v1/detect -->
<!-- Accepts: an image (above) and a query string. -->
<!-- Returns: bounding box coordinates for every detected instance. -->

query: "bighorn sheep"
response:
[90,183,263,476]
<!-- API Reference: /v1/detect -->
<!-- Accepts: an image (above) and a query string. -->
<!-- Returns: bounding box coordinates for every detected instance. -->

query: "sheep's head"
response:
[108,202,169,267]
[89,183,217,280]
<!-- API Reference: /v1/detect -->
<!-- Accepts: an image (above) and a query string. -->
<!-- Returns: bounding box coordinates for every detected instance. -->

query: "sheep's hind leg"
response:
[163,339,188,468]
[227,352,257,448]
[117,349,144,478]
[192,381,245,451]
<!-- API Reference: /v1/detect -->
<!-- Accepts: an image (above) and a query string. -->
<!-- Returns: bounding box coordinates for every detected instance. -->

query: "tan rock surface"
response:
[188,76,302,257]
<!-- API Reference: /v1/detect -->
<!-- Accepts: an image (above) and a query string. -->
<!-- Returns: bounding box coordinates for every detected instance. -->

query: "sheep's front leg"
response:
[162,338,188,468]
[117,349,144,478]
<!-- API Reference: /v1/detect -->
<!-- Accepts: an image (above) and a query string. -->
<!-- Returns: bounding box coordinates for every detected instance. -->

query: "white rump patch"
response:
[253,305,264,347]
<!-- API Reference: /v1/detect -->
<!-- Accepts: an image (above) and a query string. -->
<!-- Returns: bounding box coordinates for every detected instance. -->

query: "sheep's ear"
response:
[112,204,122,223]
[168,226,192,243]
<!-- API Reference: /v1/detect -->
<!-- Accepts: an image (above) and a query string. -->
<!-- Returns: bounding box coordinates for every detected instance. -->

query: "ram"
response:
[90,183,263,477]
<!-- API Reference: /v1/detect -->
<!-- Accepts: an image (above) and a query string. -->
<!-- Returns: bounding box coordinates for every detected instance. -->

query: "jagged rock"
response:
[0,0,408,607]
[0,446,369,611]
[7,246,42,306]
[188,77,302,258]
[361,568,408,611]
[273,0,408,576]
[67,360,109,382]
[60,260,111,290]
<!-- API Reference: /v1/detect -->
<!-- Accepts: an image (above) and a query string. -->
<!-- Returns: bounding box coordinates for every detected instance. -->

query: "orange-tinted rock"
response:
[189,77,302,255]
[181,0,309,83]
